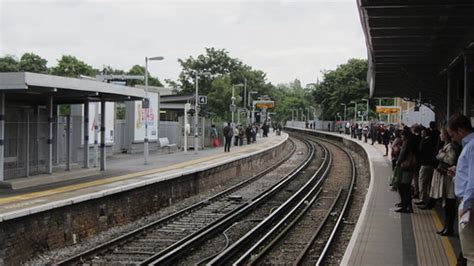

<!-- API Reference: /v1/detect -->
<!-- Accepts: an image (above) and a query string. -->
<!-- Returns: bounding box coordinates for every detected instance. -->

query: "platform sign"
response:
[255,100,274,109]
[134,91,159,142]
[376,106,400,114]
[198,96,207,104]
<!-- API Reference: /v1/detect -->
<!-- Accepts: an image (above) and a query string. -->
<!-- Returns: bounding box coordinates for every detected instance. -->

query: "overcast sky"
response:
[0,0,367,86]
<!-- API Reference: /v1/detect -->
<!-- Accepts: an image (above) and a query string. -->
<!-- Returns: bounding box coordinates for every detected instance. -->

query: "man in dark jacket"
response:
[416,127,438,208]
[223,122,233,152]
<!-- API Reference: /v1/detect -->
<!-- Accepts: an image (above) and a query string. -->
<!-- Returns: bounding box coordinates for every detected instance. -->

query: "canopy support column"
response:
[100,100,106,171]
[47,95,53,174]
[0,94,4,181]
[464,53,473,117]
[83,101,89,168]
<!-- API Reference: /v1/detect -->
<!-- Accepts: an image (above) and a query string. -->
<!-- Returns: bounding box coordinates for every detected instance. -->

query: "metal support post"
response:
[447,67,452,121]
[47,95,53,174]
[66,115,71,171]
[0,94,4,181]
[464,53,472,117]
[94,102,99,168]
[83,101,90,168]
[26,111,30,176]
[194,74,199,153]
[100,100,106,171]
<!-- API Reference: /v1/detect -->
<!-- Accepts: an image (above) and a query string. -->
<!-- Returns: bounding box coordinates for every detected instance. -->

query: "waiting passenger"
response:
[416,127,438,209]
[447,113,474,264]
[391,130,402,170]
[430,127,461,236]
[395,127,418,213]
[223,122,233,152]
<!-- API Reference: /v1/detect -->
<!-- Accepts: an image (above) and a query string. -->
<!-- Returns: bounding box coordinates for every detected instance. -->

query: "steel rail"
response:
[207,140,331,265]
[58,139,296,265]
[252,188,343,265]
[313,137,357,266]
[144,136,316,265]
[232,144,333,265]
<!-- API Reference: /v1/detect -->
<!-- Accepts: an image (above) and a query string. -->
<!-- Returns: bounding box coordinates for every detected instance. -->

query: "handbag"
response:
[390,166,402,188]
[436,161,449,175]
[213,137,220,147]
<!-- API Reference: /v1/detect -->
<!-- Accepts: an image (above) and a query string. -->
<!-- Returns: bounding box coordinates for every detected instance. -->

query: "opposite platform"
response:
[0,132,288,222]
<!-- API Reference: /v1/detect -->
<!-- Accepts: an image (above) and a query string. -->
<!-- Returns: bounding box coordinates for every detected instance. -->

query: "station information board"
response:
[376,106,400,114]
[255,100,275,109]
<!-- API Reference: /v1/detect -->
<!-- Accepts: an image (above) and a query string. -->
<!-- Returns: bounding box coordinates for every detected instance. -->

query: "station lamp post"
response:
[232,84,244,125]
[194,71,211,153]
[350,100,357,122]
[340,103,347,122]
[361,98,369,121]
[144,55,164,165]
[248,90,257,124]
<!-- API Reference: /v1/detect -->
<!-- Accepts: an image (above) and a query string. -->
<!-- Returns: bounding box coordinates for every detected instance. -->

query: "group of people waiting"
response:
[218,120,275,152]
[387,114,474,264]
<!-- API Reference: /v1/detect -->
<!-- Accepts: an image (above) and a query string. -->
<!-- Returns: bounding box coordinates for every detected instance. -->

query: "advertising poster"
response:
[134,92,158,142]
[87,102,115,144]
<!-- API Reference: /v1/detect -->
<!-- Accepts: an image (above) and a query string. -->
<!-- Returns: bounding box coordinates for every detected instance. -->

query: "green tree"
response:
[126,65,163,87]
[0,55,19,72]
[50,55,98,77]
[311,59,370,120]
[18,53,48,73]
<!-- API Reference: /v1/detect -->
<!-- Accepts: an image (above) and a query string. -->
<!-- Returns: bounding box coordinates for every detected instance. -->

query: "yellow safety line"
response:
[0,143,268,206]
[431,209,457,266]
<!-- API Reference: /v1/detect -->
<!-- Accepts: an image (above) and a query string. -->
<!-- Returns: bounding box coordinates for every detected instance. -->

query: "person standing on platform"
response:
[430,127,461,236]
[391,129,402,170]
[223,122,233,152]
[447,114,474,264]
[382,126,391,156]
[246,125,252,144]
[395,127,418,213]
[416,127,438,209]
[233,125,240,146]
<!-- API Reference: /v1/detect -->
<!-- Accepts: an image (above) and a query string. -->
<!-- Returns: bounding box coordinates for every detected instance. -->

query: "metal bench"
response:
[158,137,177,153]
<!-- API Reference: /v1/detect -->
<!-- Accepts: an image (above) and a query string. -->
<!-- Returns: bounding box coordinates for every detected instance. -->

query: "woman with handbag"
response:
[430,127,461,235]
[395,127,418,213]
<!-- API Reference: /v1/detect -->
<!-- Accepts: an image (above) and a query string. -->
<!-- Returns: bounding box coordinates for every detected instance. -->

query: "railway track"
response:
[146,135,328,265]
[60,132,358,265]
[59,136,314,265]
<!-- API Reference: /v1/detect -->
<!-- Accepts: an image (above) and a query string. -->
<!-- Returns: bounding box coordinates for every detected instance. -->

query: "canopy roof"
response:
[358,0,474,104]
[0,72,145,105]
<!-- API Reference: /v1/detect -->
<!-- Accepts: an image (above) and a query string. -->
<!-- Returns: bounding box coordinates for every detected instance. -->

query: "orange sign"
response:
[255,100,274,109]
[376,106,399,114]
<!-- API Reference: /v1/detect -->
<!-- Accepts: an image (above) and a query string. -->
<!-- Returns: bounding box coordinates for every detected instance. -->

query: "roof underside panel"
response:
[358,0,474,104]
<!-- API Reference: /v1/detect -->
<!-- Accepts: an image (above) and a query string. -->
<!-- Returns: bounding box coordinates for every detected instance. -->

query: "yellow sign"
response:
[255,100,274,109]
[376,106,399,114]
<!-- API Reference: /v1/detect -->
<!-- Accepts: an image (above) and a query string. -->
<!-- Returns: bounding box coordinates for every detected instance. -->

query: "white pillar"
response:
[100,100,106,171]
[0,94,4,181]
[47,95,53,174]
[83,101,90,168]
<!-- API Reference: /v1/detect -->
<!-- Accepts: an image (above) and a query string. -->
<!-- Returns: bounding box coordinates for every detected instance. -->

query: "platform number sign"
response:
[198,96,207,105]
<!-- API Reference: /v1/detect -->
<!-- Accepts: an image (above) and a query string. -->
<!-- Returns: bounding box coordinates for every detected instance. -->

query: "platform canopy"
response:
[0,72,145,105]
[358,0,474,104]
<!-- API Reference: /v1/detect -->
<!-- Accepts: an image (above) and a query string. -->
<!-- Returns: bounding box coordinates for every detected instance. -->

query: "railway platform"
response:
[0,132,287,221]
[325,130,461,266]
[286,127,461,265]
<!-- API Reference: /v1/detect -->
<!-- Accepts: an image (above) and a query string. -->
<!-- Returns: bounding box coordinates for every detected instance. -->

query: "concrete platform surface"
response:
[0,132,287,221]
[287,127,459,266]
